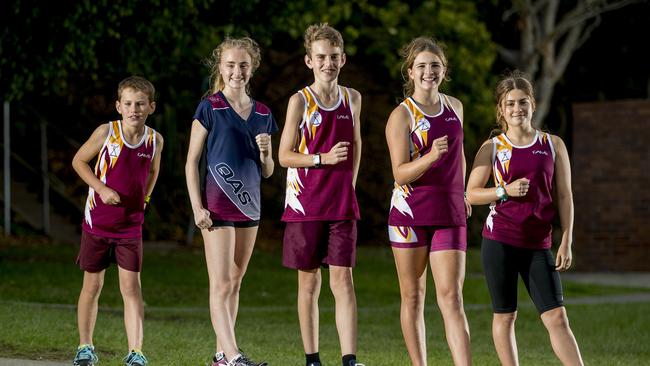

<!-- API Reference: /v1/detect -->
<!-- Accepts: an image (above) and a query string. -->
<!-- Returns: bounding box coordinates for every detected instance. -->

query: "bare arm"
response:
[350,88,362,187]
[385,106,448,186]
[466,140,497,205]
[449,96,471,217]
[72,124,120,205]
[278,93,350,168]
[552,135,574,271]
[256,133,274,178]
[184,120,212,230]
[143,132,164,208]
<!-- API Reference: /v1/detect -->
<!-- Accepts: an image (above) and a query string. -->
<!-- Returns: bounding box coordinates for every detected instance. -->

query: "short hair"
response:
[303,23,344,56]
[117,76,155,102]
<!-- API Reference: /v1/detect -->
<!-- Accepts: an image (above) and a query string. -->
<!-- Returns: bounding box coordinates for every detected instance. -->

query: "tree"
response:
[496,0,645,127]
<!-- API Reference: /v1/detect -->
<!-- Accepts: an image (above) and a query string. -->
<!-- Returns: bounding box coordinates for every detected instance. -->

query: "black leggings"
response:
[481,238,564,314]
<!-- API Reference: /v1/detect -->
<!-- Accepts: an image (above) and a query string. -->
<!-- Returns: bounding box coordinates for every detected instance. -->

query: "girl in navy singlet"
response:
[185,37,276,366]
[385,37,471,366]
[466,71,584,365]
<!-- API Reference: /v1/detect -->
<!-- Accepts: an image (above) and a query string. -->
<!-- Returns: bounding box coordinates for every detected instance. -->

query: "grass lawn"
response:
[0,239,648,365]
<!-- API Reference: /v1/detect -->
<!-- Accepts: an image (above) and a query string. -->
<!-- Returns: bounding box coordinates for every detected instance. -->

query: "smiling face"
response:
[305,39,346,83]
[115,87,155,127]
[219,47,253,91]
[501,88,534,129]
[408,51,446,93]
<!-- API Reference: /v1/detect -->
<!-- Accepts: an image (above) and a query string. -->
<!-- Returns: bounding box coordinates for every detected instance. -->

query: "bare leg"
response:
[392,247,429,366]
[203,227,240,360]
[492,312,518,366]
[541,307,584,366]
[77,270,105,346]
[430,250,471,366]
[298,269,321,354]
[329,265,357,356]
[118,267,144,351]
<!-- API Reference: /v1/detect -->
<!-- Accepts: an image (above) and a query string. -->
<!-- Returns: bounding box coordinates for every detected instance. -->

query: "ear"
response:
[407,66,414,80]
[340,53,347,67]
[115,100,121,113]
[304,54,313,69]
[149,101,156,114]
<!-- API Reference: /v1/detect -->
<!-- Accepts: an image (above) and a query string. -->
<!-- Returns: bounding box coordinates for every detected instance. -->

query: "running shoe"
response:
[123,350,148,366]
[72,344,98,366]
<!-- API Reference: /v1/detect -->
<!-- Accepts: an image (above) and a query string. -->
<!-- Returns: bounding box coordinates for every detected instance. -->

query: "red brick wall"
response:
[572,100,650,271]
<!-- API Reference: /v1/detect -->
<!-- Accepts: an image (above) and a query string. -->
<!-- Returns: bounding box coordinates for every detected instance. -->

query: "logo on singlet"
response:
[215,163,252,205]
[445,116,458,122]
[497,149,511,165]
[109,143,121,157]
[137,153,151,159]
[532,150,549,156]
[337,114,350,120]
[416,118,430,131]
[310,111,322,126]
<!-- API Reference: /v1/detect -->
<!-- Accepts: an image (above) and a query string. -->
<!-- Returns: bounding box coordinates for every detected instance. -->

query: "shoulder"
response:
[155,131,164,145]
[387,103,411,129]
[346,87,362,104]
[444,94,463,111]
[202,93,229,110]
[287,92,305,109]
[548,133,564,146]
[253,100,272,116]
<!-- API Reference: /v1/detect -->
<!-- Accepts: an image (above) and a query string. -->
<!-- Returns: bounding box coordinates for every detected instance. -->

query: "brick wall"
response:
[572,100,650,271]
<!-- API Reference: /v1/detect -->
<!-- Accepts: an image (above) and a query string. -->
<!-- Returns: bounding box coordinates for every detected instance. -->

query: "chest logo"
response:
[108,143,121,158]
[496,148,511,165]
[445,116,458,122]
[532,150,549,156]
[416,118,430,131]
[337,114,350,120]
[310,111,322,126]
[137,153,152,159]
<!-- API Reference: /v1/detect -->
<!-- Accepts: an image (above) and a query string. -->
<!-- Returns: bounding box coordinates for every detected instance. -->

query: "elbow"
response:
[278,152,290,168]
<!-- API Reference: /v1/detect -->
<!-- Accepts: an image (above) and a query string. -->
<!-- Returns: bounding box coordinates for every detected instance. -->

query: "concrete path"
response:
[0,358,67,366]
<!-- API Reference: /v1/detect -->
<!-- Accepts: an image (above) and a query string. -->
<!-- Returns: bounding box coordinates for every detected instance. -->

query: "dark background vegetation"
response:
[1,0,649,246]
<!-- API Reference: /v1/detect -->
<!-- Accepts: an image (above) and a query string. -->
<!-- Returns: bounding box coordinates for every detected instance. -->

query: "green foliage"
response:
[1,0,497,242]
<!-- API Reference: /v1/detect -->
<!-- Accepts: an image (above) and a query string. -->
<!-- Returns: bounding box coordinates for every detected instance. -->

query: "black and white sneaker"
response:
[227,353,268,366]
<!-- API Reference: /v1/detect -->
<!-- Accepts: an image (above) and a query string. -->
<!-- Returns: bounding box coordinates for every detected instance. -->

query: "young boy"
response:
[71,76,163,366]
[278,24,363,366]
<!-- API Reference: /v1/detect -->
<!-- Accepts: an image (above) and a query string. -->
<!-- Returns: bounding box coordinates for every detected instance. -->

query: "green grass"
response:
[0,241,649,365]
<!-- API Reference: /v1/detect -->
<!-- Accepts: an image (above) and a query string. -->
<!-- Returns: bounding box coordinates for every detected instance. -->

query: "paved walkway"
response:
[0,359,67,366]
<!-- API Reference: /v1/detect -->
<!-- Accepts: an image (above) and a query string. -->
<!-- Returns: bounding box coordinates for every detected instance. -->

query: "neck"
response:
[221,87,249,105]
[310,80,339,97]
[120,122,145,143]
[411,89,439,105]
[506,124,536,141]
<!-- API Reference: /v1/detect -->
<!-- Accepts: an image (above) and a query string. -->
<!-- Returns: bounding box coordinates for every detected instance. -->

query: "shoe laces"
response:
[124,350,148,365]
[74,345,98,363]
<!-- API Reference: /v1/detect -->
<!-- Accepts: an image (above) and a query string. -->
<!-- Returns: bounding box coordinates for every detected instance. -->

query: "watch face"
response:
[496,186,505,198]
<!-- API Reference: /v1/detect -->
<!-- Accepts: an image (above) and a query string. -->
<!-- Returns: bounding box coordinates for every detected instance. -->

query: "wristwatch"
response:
[496,185,508,201]
[313,153,321,168]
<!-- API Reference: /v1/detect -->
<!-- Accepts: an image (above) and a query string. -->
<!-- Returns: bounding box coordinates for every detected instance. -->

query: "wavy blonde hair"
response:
[207,37,261,95]
[303,23,344,56]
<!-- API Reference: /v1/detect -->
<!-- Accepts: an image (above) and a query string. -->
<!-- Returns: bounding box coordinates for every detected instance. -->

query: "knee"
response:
[119,281,142,299]
[400,286,426,313]
[299,272,322,298]
[436,287,464,313]
[81,278,104,299]
[494,312,517,328]
[542,307,570,330]
[211,278,236,299]
[329,270,354,297]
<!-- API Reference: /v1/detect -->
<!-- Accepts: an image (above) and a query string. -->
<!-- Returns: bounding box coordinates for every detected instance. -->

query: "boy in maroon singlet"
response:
[71,76,163,366]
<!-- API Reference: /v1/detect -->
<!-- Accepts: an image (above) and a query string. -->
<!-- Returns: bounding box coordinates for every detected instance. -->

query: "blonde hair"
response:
[207,37,261,94]
[303,23,344,56]
[494,70,536,132]
[117,76,155,102]
[399,37,449,98]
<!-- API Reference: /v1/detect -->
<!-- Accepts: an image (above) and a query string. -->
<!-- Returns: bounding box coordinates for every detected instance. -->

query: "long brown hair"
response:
[494,70,536,132]
[399,37,449,98]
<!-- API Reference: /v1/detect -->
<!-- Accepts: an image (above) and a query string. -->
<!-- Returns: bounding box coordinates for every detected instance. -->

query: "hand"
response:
[322,141,350,165]
[555,243,573,271]
[428,135,448,163]
[506,178,530,197]
[193,207,213,231]
[98,186,121,205]
[464,195,472,218]
[256,133,271,156]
